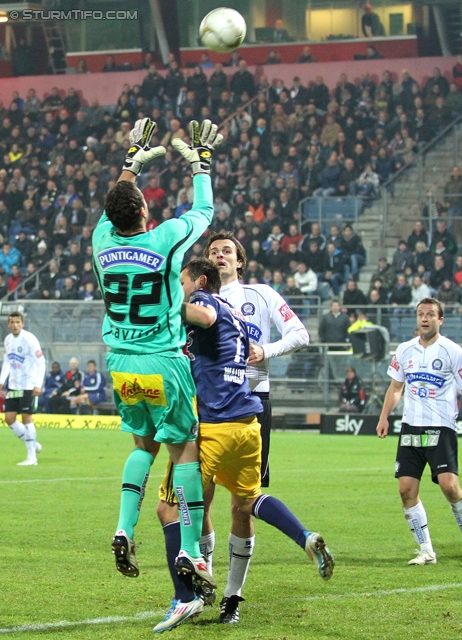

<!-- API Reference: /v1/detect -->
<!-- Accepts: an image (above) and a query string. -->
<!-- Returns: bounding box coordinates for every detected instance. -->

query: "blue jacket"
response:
[0,246,22,275]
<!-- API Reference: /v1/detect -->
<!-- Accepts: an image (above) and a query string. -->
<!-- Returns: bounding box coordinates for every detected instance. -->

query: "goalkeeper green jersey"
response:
[92,174,213,355]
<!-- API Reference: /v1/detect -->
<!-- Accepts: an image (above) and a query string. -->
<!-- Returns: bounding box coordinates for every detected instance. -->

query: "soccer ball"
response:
[199,7,247,54]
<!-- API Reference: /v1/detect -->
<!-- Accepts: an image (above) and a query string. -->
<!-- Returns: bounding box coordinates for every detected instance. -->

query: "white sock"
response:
[450,498,462,532]
[24,423,37,461]
[224,533,255,598]
[9,420,26,440]
[403,501,433,553]
[199,531,215,573]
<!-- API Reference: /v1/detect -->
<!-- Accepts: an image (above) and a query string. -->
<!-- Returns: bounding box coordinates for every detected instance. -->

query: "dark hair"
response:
[104,181,144,232]
[416,297,444,318]
[183,258,221,294]
[203,231,247,277]
[87,359,96,366]
[8,311,24,322]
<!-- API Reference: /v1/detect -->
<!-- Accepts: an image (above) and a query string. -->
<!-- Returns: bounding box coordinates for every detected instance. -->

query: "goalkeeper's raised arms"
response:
[122,118,166,176]
[172,119,223,176]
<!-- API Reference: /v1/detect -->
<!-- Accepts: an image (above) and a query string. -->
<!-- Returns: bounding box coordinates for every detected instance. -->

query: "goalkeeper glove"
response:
[172,119,223,176]
[122,118,166,176]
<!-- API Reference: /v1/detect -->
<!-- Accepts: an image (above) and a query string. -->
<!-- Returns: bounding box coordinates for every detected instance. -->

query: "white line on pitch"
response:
[1,583,461,634]
[276,467,386,473]
[0,474,164,485]
[0,611,163,634]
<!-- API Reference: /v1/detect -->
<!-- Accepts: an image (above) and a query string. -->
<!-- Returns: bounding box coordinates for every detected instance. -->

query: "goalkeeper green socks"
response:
[173,461,204,558]
[116,448,154,539]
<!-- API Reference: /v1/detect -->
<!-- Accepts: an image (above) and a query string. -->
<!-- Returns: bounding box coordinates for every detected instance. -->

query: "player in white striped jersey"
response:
[377,298,462,565]
[0,312,46,465]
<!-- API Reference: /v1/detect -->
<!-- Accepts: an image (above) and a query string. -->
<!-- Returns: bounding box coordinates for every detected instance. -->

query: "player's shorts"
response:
[86,392,106,405]
[5,390,37,414]
[395,423,458,485]
[254,391,271,487]
[158,415,262,502]
[106,351,198,444]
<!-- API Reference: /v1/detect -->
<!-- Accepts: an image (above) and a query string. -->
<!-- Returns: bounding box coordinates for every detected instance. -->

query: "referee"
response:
[0,311,46,466]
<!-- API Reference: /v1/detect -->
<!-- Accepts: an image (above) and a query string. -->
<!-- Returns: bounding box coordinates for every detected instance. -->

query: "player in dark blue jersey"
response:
[154,259,334,633]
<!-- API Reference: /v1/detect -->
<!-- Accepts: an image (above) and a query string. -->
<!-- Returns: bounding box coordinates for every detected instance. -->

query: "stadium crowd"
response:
[1,56,462,323]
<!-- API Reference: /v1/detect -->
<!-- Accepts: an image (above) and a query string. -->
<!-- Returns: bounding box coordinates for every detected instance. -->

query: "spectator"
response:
[298,46,316,63]
[318,299,350,346]
[266,50,281,65]
[281,275,303,310]
[442,166,462,230]
[38,361,65,413]
[429,255,452,293]
[230,60,255,99]
[436,278,461,308]
[49,357,83,414]
[389,273,412,308]
[409,274,431,307]
[0,242,21,275]
[293,261,318,311]
[59,276,79,300]
[341,224,366,280]
[431,219,457,256]
[68,360,106,414]
[76,59,90,74]
[357,163,380,201]
[407,220,429,252]
[361,3,384,37]
[321,242,347,296]
[272,18,290,43]
[342,279,368,314]
[392,240,414,272]
[102,55,118,72]
[339,367,366,413]
[313,152,341,197]
[370,257,396,294]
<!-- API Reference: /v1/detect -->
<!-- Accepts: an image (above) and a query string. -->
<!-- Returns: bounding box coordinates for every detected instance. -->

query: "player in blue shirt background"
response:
[154,259,334,632]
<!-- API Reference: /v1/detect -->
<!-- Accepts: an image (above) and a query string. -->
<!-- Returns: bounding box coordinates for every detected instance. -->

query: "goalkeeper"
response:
[92,117,222,593]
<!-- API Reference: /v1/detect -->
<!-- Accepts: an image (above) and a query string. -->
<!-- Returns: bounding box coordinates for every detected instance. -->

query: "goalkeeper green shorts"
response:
[106,351,198,444]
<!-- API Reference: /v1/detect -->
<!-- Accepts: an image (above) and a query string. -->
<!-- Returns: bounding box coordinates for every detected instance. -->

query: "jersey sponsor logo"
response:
[405,372,445,387]
[335,414,364,435]
[389,355,400,371]
[224,366,245,385]
[241,302,255,316]
[97,246,165,272]
[278,303,296,322]
[111,372,167,406]
[246,322,262,342]
[8,353,25,364]
[432,358,443,370]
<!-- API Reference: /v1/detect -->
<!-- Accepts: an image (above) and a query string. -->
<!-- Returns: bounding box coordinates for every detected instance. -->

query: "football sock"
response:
[9,420,26,440]
[224,533,254,598]
[450,498,462,532]
[403,501,433,553]
[116,448,153,539]
[162,520,195,602]
[23,422,37,460]
[199,531,215,573]
[173,462,204,558]
[252,494,308,548]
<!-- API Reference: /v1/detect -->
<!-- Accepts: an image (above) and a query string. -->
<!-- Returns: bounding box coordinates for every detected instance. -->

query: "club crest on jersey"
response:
[432,358,443,371]
[246,322,262,342]
[241,302,255,316]
[97,246,165,272]
[390,355,400,371]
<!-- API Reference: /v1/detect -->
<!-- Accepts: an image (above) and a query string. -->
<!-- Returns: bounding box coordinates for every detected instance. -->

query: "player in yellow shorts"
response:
[153,259,334,633]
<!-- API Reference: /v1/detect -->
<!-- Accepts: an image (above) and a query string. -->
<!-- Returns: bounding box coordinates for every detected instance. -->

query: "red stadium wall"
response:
[0,55,455,107]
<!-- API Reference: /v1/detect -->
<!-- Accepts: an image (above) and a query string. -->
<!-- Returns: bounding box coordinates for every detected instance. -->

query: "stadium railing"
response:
[299,195,363,231]
[381,112,462,246]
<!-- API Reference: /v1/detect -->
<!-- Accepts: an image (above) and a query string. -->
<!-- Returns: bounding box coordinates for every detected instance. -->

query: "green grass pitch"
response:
[1,428,461,639]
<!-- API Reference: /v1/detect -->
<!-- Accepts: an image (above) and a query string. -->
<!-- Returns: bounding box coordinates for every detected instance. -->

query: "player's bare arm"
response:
[376,378,404,438]
[181,302,216,329]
